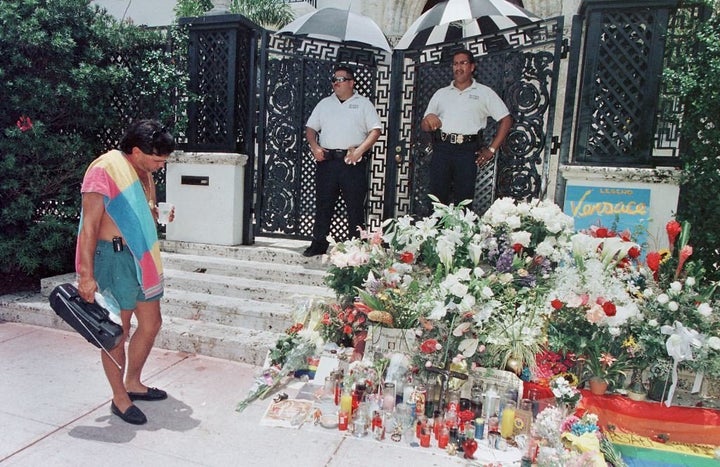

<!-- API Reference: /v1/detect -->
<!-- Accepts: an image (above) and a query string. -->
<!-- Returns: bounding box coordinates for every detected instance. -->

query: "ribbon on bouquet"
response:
[660,321,703,407]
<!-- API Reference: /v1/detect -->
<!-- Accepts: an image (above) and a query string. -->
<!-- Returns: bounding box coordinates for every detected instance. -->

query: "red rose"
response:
[399,251,414,264]
[627,246,640,259]
[343,325,353,335]
[551,298,564,310]
[596,227,609,238]
[420,339,439,354]
[512,243,523,254]
[322,313,331,325]
[602,301,617,317]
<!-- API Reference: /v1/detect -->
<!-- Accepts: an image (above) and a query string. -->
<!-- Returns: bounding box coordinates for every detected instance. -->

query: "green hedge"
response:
[0,0,187,281]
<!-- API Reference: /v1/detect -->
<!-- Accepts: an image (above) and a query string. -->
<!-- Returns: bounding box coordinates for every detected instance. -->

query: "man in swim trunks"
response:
[76,120,175,425]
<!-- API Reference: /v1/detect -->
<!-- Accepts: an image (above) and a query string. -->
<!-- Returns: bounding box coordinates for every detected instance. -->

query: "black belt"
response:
[324,149,347,160]
[439,132,478,145]
[324,149,370,161]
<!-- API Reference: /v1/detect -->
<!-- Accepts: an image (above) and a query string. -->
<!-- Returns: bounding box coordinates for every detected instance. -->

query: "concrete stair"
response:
[0,237,335,366]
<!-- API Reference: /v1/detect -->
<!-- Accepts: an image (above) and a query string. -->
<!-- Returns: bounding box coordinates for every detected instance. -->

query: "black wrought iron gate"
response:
[255,36,392,241]
[254,17,564,241]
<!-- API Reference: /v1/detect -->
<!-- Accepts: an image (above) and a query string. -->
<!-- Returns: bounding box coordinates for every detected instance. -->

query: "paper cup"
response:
[157,202,174,225]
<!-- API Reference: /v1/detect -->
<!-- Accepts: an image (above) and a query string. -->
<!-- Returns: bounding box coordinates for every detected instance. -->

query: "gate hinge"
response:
[561,38,570,59]
[551,136,561,155]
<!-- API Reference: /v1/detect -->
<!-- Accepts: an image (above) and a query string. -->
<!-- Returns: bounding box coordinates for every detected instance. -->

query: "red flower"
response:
[551,298,564,310]
[666,220,682,248]
[595,227,609,238]
[619,229,632,241]
[627,246,640,259]
[322,313,331,325]
[601,301,617,317]
[399,251,414,264]
[16,115,33,132]
[287,322,304,334]
[420,339,440,353]
[353,302,372,314]
[646,251,661,280]
[512,243,523,254]
[343,325,353,335]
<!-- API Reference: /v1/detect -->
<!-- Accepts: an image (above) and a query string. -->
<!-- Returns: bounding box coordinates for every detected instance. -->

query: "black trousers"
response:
[312,158,368,243]
[429,140,478,205]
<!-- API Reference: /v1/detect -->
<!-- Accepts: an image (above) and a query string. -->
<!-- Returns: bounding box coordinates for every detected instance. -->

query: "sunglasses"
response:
[330,76,352,83]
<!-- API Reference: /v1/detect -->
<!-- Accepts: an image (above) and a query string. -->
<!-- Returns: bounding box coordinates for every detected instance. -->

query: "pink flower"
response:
[676,245,693,278]
[585,304,605,324]
[599,353,617,366]
[16,115,33,132]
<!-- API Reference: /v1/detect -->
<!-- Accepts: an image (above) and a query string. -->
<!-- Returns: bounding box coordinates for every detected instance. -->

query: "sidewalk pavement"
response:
[0,321,517,467]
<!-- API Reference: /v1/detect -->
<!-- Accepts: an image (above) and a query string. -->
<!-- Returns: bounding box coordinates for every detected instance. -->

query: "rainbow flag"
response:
[578,390,719,465]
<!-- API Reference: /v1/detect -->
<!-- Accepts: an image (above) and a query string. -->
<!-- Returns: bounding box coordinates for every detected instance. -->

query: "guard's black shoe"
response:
[302,242,328,257]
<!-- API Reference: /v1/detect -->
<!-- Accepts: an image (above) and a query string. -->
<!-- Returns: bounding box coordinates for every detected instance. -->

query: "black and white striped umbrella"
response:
[395,0,542,50]
[277,7,391,52]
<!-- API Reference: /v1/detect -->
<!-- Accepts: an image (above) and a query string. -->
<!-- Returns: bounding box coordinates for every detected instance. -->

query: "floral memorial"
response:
[239,197,720,465]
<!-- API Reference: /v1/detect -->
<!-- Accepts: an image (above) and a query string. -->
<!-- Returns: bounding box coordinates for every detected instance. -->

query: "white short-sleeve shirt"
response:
[306,92,382,149]
[424,80,510,135]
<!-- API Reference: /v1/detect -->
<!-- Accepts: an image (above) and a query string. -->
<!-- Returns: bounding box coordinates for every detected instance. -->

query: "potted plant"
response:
[583,345,629,395]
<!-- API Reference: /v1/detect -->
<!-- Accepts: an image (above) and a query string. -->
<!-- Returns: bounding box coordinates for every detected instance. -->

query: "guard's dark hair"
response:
[333,64,355,80]
[452,48,476,64]
[119,119,175,156]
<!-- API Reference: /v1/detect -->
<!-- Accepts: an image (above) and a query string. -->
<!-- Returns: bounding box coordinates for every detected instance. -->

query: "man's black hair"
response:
[452,49,475,64]
[119,119,175,156]
[333,64,355,80]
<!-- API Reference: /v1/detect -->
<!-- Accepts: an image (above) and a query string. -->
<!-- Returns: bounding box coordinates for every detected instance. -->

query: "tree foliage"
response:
[668,2,720,281]
[174,0,214,19]
[227,0,293,29]
[174,0,293,29]
[0,0,187,281]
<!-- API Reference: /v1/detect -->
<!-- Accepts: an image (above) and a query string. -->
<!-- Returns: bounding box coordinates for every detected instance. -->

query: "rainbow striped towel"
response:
[76,150,163,299]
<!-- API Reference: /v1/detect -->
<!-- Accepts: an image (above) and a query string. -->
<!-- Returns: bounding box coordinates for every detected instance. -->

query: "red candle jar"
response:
[338,410,349,431]
[438,426,449,449]
[419,431,431,448]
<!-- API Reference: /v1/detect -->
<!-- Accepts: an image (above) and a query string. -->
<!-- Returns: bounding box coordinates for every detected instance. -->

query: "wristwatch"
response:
[488,146,496,154]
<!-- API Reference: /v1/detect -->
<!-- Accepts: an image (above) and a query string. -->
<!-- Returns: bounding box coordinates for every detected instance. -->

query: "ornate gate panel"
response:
[255,35,391,241]
[387,18,565,218]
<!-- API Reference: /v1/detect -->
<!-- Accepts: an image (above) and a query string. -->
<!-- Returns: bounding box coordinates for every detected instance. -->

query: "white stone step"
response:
[154,316,280,367]
[162,288,296,332]
[0,292,284,365]
[160,238,327,266]
[161,252,328,287]
[163,268,334,303]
